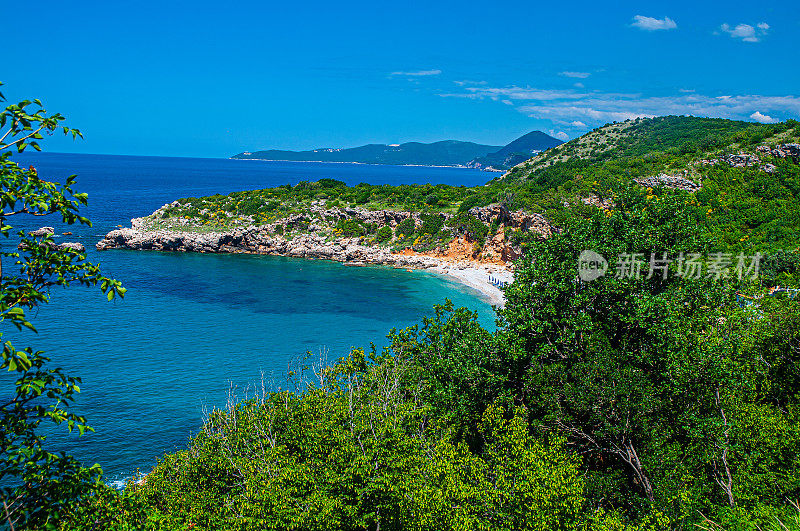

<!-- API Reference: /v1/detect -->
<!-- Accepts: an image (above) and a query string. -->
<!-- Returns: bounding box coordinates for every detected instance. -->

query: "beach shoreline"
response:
[97,225,514,307]
[431,262,511,307]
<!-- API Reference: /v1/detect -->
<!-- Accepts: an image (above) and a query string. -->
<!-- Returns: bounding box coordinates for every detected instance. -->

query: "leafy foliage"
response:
[400,190,800,526]
[334,218,366,237]
[66,351,591,530]
[394,217,415,238]
[376,225,393,243]
[0,84,125,529]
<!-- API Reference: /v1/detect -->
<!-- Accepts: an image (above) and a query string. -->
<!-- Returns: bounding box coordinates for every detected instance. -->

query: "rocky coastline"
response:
[95,205,533,306]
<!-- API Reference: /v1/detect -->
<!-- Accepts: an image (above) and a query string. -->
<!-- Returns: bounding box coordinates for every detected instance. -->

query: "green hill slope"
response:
[213,116,800,254]
[486,116,800,248]
[467,130,563,170]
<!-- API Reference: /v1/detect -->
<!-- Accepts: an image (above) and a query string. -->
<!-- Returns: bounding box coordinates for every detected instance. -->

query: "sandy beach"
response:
[431,261,513,307]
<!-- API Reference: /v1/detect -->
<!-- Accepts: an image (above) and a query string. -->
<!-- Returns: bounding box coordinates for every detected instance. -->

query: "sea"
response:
[2,152,497,485]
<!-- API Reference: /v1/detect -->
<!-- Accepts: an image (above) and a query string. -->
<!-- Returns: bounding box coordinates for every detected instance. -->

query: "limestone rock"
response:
[59,242,86,252]
[635,173,700,192]
[468,204,554,238]
[28,227,55,237]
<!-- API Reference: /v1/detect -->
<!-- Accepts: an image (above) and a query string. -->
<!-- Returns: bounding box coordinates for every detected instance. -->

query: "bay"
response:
[4,153,497,483]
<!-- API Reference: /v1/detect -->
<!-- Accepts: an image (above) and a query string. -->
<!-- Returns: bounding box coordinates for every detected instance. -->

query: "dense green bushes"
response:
[334,218,366,237]
[419,213,444,235]
[65,351,596,530]
[402,190,800,527]
[394,217,415,238]
[376,225,393,243]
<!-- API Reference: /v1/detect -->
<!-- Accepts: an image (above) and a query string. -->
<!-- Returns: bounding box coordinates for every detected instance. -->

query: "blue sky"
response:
[4,0,798,157]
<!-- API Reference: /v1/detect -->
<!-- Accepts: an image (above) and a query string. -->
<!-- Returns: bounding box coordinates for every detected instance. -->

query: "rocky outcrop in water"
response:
[28,227,55,237]
[19,240,86,253]
[22,227,85,252]
[58,242,86,252]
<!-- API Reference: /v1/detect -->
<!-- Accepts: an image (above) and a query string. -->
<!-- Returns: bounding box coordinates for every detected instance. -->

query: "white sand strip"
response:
[431,263,513,307]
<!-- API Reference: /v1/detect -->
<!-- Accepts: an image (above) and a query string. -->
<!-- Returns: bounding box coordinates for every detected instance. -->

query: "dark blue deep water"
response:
[4,153,497,484]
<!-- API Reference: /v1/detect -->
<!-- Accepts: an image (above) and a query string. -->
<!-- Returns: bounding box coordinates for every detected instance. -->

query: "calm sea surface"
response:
[3,153,497,484]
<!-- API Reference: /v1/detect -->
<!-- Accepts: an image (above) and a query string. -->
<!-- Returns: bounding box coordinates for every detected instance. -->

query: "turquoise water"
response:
[3,153,496,484]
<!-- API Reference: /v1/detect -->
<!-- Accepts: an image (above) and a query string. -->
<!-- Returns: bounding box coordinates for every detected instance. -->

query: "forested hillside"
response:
[231,139,502,166]
[467,130,564,170]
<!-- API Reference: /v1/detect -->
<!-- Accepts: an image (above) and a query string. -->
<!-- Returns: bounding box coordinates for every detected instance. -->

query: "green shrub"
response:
[355,190,371,204]
[335,218,365,237]
[458,193,491,213]
[424,193,440,205]
[80,352,588,531]
[395,217,415,238]
[376,225,392,243]
[420,213,444,235]
[465,216,488,243]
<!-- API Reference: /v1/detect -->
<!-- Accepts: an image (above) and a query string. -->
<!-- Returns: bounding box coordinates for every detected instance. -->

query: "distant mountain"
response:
[466,131,564,170]
[231,140,502,167]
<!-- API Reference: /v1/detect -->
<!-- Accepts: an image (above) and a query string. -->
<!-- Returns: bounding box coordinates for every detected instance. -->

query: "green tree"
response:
[497,189,800,522]
[0,83,125,529]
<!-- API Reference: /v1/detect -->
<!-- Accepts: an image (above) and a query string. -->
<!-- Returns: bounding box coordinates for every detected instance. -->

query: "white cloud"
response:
[389,69,442,77]
[560,71,591,79]
[574,82,585,89]
[454,80,487,86]
[750,111,779,123]
[455,86,589,101]
[501,99,514,106]
[679,88,695,93]
[549,130,570,141]
[441,84,800,129]
[631,15,677,31]
[719,22,769,42]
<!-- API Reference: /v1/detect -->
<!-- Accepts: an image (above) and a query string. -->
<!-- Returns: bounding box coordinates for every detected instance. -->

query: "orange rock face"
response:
[395,227,522,267]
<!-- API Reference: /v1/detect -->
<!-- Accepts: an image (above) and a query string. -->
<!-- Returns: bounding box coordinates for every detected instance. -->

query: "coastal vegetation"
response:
[153,116,800,256]
[3,83,800,529]
[0,84,126,528]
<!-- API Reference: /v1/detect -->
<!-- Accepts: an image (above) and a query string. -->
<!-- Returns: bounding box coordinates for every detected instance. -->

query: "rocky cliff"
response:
[96,204,556,270]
